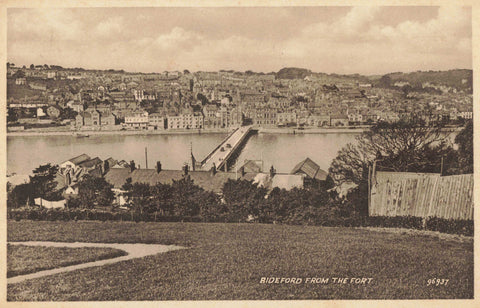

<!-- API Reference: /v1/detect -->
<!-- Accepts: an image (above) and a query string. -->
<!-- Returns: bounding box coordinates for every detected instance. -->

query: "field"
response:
[7,244,127,278]
[7,81,44,100]
[7,220,473,300]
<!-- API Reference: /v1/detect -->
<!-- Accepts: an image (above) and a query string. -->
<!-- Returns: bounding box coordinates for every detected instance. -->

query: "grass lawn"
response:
[7,244,127,278]
[7,220,473,300]
[7,82,44,100]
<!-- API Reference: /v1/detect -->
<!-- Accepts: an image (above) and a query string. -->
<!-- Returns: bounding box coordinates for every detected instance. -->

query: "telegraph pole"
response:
[145,147,148,169]
[440,156,444,175]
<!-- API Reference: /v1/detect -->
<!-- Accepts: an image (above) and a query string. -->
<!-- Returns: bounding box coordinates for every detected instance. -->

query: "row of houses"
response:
[55,153,328,206]
[74,109,117,129]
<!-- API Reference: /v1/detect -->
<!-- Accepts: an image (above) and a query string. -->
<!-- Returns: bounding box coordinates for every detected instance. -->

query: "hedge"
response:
[425,217,474,236]
[7,207,473,236]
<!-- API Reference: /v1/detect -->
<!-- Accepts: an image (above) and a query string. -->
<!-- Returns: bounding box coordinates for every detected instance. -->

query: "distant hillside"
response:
[372,69,472,92]
[276,67,312,80]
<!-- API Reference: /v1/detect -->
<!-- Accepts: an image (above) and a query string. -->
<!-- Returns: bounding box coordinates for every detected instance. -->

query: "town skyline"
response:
[7,6,472,75]
[6,62,473,77]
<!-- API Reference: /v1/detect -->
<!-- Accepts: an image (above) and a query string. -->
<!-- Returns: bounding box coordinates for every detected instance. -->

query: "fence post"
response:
[368,164,371,215]
[424,176,439,228]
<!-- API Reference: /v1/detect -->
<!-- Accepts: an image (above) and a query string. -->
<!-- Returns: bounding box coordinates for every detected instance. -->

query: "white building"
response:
[167,112,204,129]
[124,111,149,129]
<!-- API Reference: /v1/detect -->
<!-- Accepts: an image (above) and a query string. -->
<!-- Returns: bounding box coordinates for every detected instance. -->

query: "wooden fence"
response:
[369,173,473,219]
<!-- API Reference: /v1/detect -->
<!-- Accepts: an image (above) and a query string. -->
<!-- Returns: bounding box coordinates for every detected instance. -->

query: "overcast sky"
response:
[7,6,472,75]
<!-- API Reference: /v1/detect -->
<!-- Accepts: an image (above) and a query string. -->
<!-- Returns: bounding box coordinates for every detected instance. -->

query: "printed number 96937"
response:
[427,278,449,286]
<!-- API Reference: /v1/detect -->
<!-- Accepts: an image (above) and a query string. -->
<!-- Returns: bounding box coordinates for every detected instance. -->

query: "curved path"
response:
[7,241,184,284]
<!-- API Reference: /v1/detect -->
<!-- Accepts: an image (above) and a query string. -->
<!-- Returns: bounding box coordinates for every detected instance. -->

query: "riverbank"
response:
[8,126,368,137]
[258,127,368,134]
[7,128,232,137]
[7,125,461,137]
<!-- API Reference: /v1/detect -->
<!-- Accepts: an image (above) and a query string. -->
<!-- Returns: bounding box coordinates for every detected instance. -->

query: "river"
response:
[7,132,361,177]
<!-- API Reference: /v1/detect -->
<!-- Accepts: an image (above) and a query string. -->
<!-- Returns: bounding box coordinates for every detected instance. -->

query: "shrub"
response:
[366,216,423,229]
[425,217,473,236]
[6,208,473,237]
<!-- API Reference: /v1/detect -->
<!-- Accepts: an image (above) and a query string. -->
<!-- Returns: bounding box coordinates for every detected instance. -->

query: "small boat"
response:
[74,133,90,138]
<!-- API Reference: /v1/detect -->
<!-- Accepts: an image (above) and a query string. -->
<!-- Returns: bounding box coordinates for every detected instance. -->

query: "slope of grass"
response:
[7,221,473,300]
[7,244,127,278]
[7,81,44,100]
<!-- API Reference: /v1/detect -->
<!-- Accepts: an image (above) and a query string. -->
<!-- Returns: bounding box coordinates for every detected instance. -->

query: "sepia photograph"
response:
[2,0,475,303]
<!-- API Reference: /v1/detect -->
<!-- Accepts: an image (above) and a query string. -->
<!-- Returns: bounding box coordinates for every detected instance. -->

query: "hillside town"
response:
[6,64,473,133]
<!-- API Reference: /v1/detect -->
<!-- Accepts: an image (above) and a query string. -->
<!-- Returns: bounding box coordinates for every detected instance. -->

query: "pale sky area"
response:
[7,6,472,75]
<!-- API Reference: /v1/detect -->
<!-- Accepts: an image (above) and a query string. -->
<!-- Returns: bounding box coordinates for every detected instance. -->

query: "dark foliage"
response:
[29,164,63,201]
[454,120,473,174]
[330,118,451,186]
[425,217,473,236]
[7,183,34,208]
[77,175,114,208]
[7,108,18,122]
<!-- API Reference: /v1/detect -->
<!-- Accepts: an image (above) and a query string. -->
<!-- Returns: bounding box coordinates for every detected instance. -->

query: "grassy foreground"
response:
[7,245,127,278]
[7,220,473,300]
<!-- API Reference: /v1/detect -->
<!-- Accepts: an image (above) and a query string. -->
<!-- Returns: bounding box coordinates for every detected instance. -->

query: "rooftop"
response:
[290,157,328,181]
[62,154,91,166]
[104,168,258,194]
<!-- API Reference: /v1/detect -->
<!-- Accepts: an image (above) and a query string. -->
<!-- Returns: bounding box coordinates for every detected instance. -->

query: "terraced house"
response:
[74,108,116,129]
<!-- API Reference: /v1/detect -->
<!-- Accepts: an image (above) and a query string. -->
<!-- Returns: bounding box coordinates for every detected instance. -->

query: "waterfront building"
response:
[253,107,277,127]
[330,114,349,127]
[306,114,330,127]
[277,111,297,126]
[347,112,363,124]
[74,109,117,129]
[148,113,166,130]
[124,110,149,129]
[202,104,222,129]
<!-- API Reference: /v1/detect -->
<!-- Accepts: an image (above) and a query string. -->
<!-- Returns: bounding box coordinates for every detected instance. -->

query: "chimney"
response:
[269,165,276,178]
[130,160,136,172]
[65,172,71,186]
[103,160,110,174]
[211,163,217,176]
[156,161,162,173]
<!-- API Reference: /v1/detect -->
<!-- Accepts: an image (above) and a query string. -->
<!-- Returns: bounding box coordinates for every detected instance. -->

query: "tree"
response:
[170,177,205,217]
[130,183,152,213]
[30,64,34,69]
[377,75,392,88]
[59,107,78,120]
[183,69,190,74]
[7,183,34,208]
[196,93,210,105]
[454,120,473,174]
[29,164,62,200]
[151,183,175,215]
[7,108,18,123]
[77,175,114,208]
[222,179,268,220]
[329,118,451,187]
[121,177,133,192]
[66,197,82,208]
